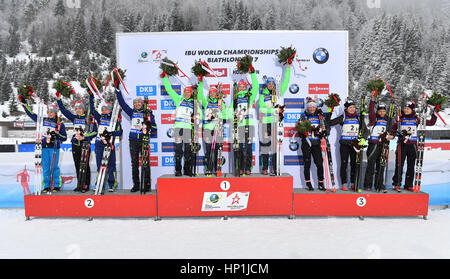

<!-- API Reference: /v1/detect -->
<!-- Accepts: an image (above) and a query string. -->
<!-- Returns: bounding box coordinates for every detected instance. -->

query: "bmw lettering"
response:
[284,98,305,109]
[136,85,157,97]
[284,112,301,124]
[161,99,176,110]
[313,48,329,64]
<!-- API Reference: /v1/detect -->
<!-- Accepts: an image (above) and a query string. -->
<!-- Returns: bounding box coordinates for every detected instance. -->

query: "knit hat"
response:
[74,101,85,110]
[101,101,113,111]
[48,104,58,113]
[306,99,318,109]
[265,77,276,88]
[184,87,193,94]
[344,99,356,109]
[238,80,247,89]
[406,101,416,110]
[133,97,143,104]
[377,103,387,111]
[209,86,218,94]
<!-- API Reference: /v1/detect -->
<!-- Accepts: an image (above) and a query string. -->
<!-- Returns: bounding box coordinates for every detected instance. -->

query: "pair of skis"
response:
[319,112,336,193]
[76,104,93,193]
[374,102,396,192]
[354,95,367,192]
[34,100,45,195]
[140,96,152,194]
[270,75,284,176]
[413,94,428,193]
[94,100,121,195]
[208,83,224,177]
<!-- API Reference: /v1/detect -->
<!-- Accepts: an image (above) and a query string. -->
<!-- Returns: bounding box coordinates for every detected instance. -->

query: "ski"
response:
[77,104,93,193]
[191,87,200,177]
[94,100,121,196]
[374,102,396,193]
[34,100,45,196]
[232,82,241,177]
[319,113,337,193]
[216,83,224,177]
[354,95,367,192]
[140,96,151,194]
[414,94,427,193]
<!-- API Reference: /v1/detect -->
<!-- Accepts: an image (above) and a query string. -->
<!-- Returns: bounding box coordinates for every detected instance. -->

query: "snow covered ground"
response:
[1,207,449,259]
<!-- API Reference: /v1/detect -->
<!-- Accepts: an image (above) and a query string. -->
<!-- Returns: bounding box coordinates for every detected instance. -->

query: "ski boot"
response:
[342,185,349,191]
[393,185,402,193]
[318,182,326,191]
[262,169,269,175]
[306,181,314,191]
[131,185,140,193]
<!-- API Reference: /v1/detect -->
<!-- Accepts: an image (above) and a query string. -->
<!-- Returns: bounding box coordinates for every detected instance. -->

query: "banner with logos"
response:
[116,31,349,189]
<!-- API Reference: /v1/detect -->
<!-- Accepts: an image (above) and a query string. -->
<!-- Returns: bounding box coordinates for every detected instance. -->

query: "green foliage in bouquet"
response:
[191,60,209,77]
[237,55,253,74]
[160,57,179,76]
[324,93,341,108]
[53,79,74,98]
[427,93,448,111]
[295,119,312,134]
[277,46,296,65]
[366,79,386,94]
[18,84,35,102]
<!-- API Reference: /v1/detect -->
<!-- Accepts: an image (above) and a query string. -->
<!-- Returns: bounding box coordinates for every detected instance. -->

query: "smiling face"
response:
[75,107,85,116]
[267,82,275,91]
[184,90,193,100]
[403,107,412,115]
[378,109,386,118]
[308,106,317,114]
[48,111,56,118]
[347,105,356,114]
[102,107,112,115]
[209,89,218,99]
[134,100,143,110]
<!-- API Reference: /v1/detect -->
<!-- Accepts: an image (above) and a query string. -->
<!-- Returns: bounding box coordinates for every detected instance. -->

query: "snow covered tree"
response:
[54,0,65,17]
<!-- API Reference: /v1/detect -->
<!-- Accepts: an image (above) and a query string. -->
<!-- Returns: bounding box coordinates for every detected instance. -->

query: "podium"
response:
[157,174,294,218]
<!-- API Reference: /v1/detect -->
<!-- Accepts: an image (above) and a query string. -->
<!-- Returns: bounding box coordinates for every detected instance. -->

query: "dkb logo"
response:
[65,0,81,9]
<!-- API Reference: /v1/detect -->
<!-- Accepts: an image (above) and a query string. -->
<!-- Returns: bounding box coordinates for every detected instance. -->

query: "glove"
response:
[358,138,367,147]
[55,92,61,99]
[160,72,167,78]
[327,106,334,113]
[249,65,255,73]
[287,58,293,65]
[198,75,203,82]
[114,79,120,89]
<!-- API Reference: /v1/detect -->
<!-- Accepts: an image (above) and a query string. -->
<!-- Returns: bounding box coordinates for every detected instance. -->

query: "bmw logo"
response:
[289,84,300,94]
[209,194,221,203]
[289,141,299,152]
[141,52,149,59]
[167,128,175,138]
[313,48,329,64]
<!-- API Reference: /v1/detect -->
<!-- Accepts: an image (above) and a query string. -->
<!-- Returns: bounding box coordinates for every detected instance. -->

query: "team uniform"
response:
[57,100,97,192]
[326,101,367,190]
[23,104,67,192]
[363,101,388,191]
[234,73,259,175]
[197,82,233,176]
[116,89,157,192]
[390,102,436,191]
[258,67,291,175]
[89,96,123,191]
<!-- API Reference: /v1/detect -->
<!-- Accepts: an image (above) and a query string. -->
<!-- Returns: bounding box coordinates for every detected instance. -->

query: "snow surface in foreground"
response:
[1,208,450,259]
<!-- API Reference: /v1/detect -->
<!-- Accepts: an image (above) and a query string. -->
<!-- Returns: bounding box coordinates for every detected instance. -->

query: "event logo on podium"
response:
[201,192,250,212]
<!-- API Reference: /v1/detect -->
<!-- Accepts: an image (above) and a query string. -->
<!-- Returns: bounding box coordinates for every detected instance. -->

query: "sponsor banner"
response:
[136,85,157,97]
[205,68,228,78]
[162,156,175,167]
[284,127,299,138]
[161,84,181,96]
[149,142,158,153]
[161,114,176,125]
[201,192,250,212]
[284,112,302,124]
[284,155,304,166]
[161,99,176,110]
[284,98,305,109]
[161,142,175,153]
[309,84,330,95]
[150,156,158,167]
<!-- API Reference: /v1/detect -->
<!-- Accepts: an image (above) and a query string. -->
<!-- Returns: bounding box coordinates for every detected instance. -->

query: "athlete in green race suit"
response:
[162,74,203,177]
[258,64,292,175]
[197,77,234,176]
[234,70,259,176]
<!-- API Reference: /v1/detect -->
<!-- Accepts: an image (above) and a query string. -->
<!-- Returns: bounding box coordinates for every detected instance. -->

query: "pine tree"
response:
[23,3,38,22]
[89,14,99,53]
[54,0,65,17]
[72,10,88,60]
[7,26,21,57]
[98,16,115,57]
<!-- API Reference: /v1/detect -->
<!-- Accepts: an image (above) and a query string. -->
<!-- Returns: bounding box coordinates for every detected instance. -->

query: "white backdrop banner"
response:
[116,30,349,189]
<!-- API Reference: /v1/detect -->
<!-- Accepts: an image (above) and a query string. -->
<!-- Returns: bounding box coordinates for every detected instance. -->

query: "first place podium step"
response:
[156,174,294,218]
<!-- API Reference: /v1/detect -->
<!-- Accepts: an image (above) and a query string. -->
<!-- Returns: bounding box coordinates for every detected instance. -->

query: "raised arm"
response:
[57,99,76,122]
[115,89,134,117]
[162,76,182,107]
[280,66,292,98]
[89,95,101,122]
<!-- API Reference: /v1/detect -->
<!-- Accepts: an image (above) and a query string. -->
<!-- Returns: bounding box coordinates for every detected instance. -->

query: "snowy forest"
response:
[0,0,449,117]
